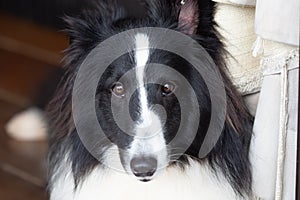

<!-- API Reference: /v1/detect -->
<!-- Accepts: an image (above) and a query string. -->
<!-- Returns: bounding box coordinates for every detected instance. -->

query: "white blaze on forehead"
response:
[132,33,168,173]
[135,33,151,125]
[135,34,150,68]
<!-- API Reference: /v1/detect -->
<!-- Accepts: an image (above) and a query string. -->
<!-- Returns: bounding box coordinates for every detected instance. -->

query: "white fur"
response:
[131,33,168,174]
[135,33,151,125]
[5,107,47,141]
[50,157,240,200]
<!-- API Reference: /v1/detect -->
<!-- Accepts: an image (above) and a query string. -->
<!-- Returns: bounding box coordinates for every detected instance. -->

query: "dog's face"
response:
[49,0,253,196]
[95,32,211,181]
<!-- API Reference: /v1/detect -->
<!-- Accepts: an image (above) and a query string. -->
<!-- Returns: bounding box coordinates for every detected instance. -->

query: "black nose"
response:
[130,156,157,178]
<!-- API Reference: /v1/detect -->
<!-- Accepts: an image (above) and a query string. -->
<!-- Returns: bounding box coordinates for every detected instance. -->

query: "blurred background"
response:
[0,1,144,199]
[0,1,89,199]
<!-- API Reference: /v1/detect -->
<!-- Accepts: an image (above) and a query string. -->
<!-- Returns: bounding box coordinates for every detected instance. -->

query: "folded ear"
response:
[143,0,199,32]
[64,0,126,42]
[63,0,127,67]
[178,0,199,34]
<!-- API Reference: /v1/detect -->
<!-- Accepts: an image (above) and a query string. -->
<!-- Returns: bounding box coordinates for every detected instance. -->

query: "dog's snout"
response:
[130,156,157,180]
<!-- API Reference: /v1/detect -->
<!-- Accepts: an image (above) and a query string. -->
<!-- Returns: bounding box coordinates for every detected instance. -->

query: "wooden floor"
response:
[0,13,68,200]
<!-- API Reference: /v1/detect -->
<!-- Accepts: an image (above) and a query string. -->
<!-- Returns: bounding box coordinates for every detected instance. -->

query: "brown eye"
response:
[111,82,125,97]
[162,82,176,96]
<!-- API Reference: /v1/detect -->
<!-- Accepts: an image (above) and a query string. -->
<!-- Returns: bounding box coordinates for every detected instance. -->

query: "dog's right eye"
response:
[161,81,176,97]
[111,82,126,97]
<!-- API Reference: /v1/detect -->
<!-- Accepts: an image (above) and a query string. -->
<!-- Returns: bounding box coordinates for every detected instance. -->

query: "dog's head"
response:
[96,33,213,181]
[49,0,252,195]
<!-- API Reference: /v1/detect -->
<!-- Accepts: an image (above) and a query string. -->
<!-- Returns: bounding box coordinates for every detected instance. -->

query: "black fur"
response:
[48,0,253,198]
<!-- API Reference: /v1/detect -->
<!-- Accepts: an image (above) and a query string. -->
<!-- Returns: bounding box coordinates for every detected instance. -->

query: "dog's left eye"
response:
[111,82,126,97]
[161,82,176,96]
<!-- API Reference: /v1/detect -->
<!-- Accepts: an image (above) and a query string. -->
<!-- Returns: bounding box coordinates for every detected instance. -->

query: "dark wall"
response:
[0,0,146,29]
[0,0,88,29]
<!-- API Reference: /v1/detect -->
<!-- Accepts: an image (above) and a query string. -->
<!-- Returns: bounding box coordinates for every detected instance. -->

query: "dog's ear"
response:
[178,0,199,34]
[142,0,199,32]
[178,0,217,35]
[63,0,127,67]
[144,0,216,35]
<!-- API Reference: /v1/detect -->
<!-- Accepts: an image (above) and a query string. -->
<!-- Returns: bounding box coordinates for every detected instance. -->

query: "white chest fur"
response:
[50,159,243,200]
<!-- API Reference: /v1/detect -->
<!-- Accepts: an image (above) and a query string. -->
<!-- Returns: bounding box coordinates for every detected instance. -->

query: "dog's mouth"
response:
[140,178,152,182]
[134,175,154,182]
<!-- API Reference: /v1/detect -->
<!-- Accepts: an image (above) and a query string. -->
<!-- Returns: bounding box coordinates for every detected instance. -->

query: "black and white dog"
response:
[48,0,253,199]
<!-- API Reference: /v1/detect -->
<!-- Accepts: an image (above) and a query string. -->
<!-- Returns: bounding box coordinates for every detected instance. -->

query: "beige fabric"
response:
[213,1,299,199]
[255,0,300,46]
[243,92,260,117]
[250,47,299,200]
[282,67,298,200]
[262,40,297,59]
[213,0,236,5]
[215,3,262,95]
[250,73,281,200]
[229,0,256,6]
[213,0,255,6]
